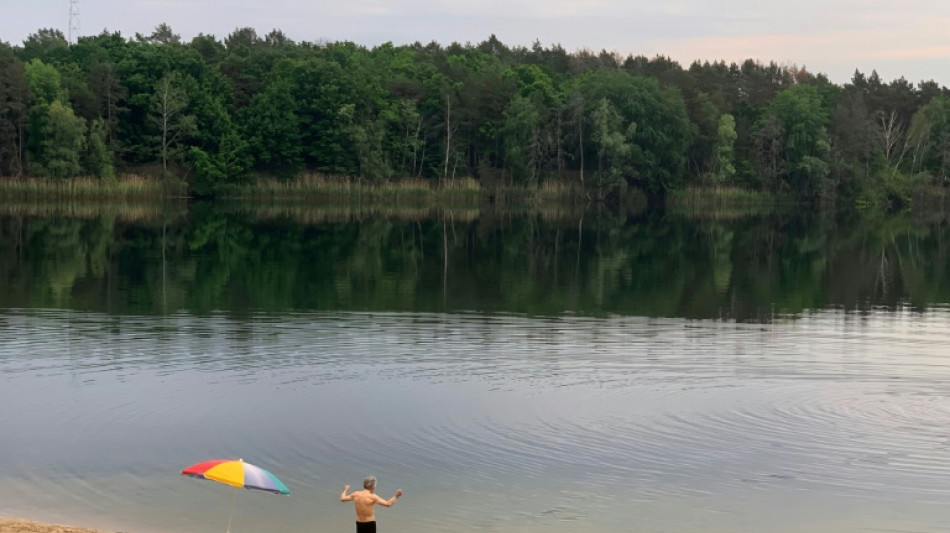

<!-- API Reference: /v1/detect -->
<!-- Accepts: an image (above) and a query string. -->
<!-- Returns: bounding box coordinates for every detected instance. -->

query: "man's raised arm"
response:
[340,485,354,502]
[375,489,403,507]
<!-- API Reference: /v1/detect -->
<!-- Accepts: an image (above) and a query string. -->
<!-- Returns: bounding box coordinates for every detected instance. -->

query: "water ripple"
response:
[2,308,950,532]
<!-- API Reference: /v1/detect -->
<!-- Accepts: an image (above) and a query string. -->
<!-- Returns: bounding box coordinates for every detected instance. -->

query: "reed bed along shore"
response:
[0,174,597,224]
[0,174,825,220]
[0,174,590,211]
[0,175,187,200]
[0,175,188,221]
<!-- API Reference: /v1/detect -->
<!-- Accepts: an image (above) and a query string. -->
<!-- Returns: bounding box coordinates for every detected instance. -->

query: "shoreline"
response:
[0,518,109,533]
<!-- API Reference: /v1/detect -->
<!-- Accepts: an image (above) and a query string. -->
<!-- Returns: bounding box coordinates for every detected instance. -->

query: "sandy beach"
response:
[0,518,109,533]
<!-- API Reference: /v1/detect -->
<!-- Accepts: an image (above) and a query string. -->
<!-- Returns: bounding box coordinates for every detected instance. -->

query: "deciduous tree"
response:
[150,73,195,176]
[0,48,29,176]
[37,100,87,179]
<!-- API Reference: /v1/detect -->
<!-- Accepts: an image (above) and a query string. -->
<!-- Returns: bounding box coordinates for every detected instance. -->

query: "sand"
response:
[0,518,110,533]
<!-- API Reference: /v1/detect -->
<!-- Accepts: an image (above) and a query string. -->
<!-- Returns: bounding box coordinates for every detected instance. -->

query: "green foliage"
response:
[21,29,68,63]
[37,100,87,179]
[135,23,181,45]
[289,55,364,175]
[24,59,65,106]
[0,47,29,176]
[589,97,634,191]
[381,99,425,179]
[189,129,251,195]
[4,26,949,206]
[59,63,99,121]
[508,64,560,106]
[907,94,950,180]
[577,69,693,194]
[85,117,115,180]
[340,103,392,182]
[685,91,722,180]
[855,168,929,209]
[239,76,303,177]
[501,95,544,184]
[149,72,196,174]
[749,114,785,191]
[767,84,833,199]
[712,113,737,184]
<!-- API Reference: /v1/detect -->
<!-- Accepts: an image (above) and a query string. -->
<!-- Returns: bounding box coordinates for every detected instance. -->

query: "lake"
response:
[1,203,949,533]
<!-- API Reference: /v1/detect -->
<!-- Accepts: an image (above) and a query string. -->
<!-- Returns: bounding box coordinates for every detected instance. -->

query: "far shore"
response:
[0,517,109,533]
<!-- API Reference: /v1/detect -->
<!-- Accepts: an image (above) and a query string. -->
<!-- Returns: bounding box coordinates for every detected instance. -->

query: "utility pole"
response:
[68,0,80,44]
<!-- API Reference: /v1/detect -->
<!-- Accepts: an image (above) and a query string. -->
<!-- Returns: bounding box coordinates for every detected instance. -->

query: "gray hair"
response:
[363,476,377,490]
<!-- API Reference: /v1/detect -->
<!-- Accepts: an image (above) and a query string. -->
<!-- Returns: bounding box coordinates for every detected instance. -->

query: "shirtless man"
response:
[340,476,403,533]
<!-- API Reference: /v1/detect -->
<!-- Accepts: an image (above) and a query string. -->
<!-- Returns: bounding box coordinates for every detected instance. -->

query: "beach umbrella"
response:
[181,458,290,533]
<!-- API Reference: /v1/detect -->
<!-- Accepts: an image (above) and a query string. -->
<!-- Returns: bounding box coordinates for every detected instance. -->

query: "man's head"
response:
[363,476,377,491]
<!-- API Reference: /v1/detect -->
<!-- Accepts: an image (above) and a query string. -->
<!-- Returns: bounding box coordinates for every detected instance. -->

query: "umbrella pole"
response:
[226,486,237,533]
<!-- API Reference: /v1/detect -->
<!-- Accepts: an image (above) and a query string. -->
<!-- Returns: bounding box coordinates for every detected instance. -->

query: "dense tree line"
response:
[1,25,949,205]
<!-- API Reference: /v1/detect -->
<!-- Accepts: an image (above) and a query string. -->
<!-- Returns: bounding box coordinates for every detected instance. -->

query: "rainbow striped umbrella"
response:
[181,459,290,533]
[182,459,291,494]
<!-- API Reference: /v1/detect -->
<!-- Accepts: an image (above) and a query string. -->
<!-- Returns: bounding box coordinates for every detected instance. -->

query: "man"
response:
[340,475,403,533]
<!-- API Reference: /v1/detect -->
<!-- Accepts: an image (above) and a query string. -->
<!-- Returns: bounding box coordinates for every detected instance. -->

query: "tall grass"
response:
[0,175,186,200]
[0,173,643,217]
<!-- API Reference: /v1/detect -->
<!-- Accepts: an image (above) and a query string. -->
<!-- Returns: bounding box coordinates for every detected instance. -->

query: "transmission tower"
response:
[68,0,80,44]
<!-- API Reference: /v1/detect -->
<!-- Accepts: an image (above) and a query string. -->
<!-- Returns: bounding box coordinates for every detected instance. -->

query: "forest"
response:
[1,24,949,206]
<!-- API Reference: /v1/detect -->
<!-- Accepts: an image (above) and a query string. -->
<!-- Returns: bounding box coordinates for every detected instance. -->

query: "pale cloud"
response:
[384,0,627,18]
[653,29,940,64]
[638,29,948,85]
[879,46,950,60]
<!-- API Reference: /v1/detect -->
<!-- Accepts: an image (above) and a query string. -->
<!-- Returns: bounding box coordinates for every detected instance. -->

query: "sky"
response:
[3,0,950,87]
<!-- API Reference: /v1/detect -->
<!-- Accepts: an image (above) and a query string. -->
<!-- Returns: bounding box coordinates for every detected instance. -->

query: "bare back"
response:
[351,490,385,522]
[341,483,402,522]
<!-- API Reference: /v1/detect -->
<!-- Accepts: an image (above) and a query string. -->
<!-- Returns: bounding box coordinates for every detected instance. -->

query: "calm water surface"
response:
[1,206,949,533]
